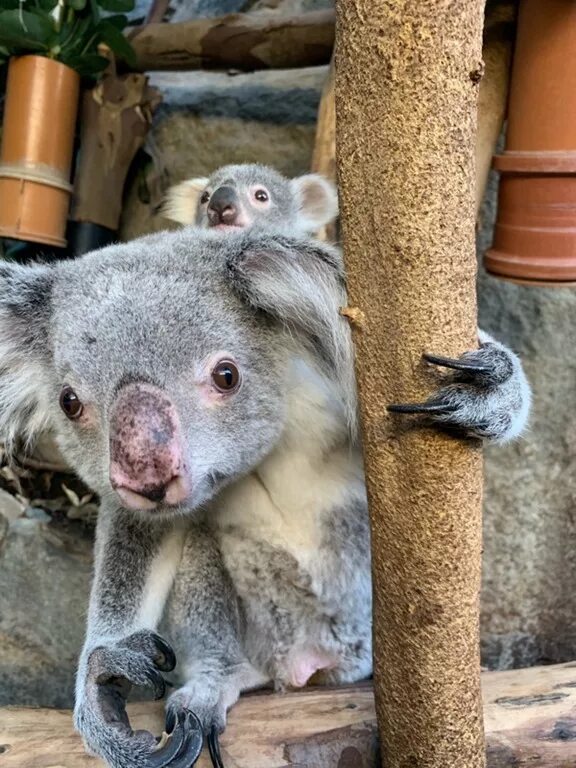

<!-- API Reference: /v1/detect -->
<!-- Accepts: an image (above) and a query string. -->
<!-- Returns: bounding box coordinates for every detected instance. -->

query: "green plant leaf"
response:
[0,0,20,11]
[97,0,134,11]
[0,10,54,51]
[97,18,135,66]
[103,12,127,28]
[68,0,87,8]
[36,0,59,11]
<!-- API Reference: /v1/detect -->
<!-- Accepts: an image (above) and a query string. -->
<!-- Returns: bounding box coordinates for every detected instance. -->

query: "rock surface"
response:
[478,170,576,669]
[0,513,92,708]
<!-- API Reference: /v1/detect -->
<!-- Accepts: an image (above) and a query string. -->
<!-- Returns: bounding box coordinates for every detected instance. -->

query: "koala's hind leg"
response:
[388,330,531,444]
[165,524,267,734]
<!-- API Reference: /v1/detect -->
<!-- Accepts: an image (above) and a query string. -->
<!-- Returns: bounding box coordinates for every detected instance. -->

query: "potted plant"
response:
[0,0,137,247]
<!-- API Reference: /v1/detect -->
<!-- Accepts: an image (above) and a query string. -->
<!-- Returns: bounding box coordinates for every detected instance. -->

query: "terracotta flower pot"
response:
[0,56,80,247]
[485,0,576,284]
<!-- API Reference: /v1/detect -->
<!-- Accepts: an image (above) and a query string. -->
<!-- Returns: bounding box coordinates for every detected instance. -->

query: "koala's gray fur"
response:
[0,225,530,768]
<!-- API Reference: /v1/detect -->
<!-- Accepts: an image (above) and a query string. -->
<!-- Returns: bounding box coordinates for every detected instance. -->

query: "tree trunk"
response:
[335,2,486,768]
[128,11,335,72]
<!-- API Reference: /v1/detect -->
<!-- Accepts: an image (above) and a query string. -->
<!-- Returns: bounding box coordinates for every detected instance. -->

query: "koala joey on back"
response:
[162,163,338,237]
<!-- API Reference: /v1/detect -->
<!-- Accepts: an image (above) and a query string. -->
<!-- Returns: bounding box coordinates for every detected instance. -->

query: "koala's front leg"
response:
[165,525,267,748]
[74,507,203,768]
[388,330,531,443]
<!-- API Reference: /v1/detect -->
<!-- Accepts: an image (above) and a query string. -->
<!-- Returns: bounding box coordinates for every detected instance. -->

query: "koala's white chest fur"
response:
[214,357,360,566]
[212,359,371,688]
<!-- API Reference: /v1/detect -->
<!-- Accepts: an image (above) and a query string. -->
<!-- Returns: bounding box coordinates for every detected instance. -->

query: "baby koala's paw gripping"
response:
[388,332,531,444]
[74,631,204,768]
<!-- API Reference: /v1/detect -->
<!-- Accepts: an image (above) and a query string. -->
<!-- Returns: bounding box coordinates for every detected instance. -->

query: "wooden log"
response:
[334,1,486,767]
[311,56,337,242]
[1,664,576,767]
[128,10,335,72]
[71,70,161,233]
[476,0,516,214]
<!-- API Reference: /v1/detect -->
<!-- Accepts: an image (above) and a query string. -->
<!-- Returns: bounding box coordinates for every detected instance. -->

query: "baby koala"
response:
[162,163,338,237]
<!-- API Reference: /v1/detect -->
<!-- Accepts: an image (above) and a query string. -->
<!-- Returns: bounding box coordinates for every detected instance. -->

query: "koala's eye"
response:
[200,191,210,204]
[211,361,241,393]
[254,189,269,202]
[59,386,84,420]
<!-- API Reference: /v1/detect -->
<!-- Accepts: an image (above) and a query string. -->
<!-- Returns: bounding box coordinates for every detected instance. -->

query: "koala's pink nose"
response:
[109,383,189,510]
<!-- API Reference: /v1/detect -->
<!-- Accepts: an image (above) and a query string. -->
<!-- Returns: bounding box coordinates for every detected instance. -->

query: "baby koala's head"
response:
[162,163,338,237]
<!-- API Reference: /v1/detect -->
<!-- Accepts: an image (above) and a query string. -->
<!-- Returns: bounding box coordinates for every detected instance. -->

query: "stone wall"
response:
[478,170,576,669]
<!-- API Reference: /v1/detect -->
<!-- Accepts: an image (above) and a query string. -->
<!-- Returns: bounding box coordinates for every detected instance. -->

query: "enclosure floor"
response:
[0,663,575,766]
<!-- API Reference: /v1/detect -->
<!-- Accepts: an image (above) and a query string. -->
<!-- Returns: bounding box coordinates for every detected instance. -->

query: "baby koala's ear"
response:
[290,173,339,233]
[161,177,210,225]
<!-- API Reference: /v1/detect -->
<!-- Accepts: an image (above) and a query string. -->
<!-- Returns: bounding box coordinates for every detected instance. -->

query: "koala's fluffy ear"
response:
[290,174,339,232]
[227,233,356,427]
[161,177,209,225]
[0,262,54,452]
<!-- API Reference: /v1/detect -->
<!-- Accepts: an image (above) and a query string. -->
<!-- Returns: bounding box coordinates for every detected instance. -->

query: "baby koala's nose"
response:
[109,382,189,511]
[207,185,239,225]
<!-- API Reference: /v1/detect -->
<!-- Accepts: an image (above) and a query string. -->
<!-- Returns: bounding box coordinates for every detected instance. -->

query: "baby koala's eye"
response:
[200,191,210,205]
[254,189,269,202]
[59,385,84,420]
[211,360,241,393]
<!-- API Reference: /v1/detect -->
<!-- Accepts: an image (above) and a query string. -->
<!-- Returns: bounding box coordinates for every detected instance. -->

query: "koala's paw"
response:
[74,631,204,768]
[168,680,233,768]
[167,680,228,735]
[388,334,531,444]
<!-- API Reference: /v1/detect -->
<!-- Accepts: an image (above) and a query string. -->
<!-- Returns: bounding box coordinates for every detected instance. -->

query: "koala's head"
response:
[0,229,352,517]
[162,164,338,237]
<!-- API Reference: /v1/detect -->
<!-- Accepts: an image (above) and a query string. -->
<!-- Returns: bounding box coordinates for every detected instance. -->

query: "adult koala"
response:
[0,228,530,767]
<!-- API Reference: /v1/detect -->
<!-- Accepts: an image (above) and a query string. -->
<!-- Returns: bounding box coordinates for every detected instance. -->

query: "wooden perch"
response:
[311,57,337,242]
[335,1,485,767]
[476,1,516,213]
[1,664,576,766]
[128,10,335,72]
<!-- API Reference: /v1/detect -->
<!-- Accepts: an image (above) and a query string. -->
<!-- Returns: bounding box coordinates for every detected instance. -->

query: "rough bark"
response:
[2,664,576,767]
[71,70,161,231]
[335,2,485,768]
[311,57,337,242]
[128,10,335,72]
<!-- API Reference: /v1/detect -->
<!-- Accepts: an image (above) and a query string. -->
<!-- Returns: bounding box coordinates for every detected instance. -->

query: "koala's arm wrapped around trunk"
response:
[74,507,203,768]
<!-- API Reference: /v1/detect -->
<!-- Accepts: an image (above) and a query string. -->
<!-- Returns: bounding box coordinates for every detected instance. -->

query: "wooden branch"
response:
[1,664,576,766]
[311,56,337,242]
[71,69,161,231]
[335,1,485,767]
[476,1,516,214]
[128,10,335,72]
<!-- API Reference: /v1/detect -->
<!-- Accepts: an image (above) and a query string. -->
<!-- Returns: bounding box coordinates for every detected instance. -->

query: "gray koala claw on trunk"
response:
[387,332,531,443]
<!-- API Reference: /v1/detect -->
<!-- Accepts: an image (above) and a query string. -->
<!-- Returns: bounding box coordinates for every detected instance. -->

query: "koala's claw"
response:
[75,632,206,768]
[207,725,226,768]
[387,401,458,415]
[148,633,177,672]
[147,710,204,768]
[422,352,490,374]
[386,339,531,444]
